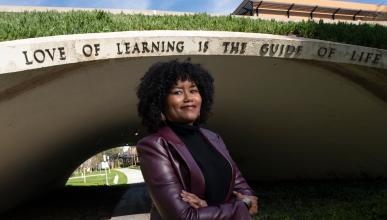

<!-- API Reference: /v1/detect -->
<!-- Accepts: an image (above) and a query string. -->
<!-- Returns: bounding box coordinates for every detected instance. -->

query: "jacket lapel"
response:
[158,126,206,199]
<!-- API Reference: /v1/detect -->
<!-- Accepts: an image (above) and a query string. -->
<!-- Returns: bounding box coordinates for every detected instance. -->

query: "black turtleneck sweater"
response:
[167,121,232,205]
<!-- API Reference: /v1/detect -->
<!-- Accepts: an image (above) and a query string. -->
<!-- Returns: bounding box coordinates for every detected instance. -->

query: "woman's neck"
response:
[166,120,199,134]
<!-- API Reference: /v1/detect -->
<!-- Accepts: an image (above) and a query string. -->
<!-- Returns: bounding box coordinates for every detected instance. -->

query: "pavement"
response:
[116,168,145,184]
[110,213,150,220]
[110,168,151,220]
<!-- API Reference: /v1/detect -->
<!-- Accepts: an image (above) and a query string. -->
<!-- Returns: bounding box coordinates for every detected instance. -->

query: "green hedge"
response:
[0,10,386,49]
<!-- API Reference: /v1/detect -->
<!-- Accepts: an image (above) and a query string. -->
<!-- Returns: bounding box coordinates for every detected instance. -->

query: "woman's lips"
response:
[181,105,196,110]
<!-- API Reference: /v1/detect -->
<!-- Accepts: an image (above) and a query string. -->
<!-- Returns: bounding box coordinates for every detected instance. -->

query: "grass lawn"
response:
[66,169,127,186]
[252,180,387,220]
[0,11,386,49]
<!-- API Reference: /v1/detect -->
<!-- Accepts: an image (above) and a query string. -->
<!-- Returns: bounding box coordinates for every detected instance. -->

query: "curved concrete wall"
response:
[0,31,386,212]
[1,31,386,73]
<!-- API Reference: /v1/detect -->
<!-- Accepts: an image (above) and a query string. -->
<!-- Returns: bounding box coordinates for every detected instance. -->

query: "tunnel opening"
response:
[66,145,142,186]
[1,145,151,219]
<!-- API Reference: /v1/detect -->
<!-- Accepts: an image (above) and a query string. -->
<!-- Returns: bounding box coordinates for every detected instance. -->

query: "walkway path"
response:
[110,213,150,220]
[116,168,144,184]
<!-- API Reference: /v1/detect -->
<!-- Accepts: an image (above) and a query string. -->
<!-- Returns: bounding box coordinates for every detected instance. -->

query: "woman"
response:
[136,60,258,220]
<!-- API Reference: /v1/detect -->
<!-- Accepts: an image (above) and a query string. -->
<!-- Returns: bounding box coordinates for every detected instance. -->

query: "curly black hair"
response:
[137,60,214,133]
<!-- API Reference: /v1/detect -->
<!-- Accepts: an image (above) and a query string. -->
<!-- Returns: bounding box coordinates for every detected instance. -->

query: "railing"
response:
[237,0,387,21]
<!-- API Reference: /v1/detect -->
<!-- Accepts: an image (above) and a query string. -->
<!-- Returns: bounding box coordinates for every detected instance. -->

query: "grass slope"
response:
[254,180,387,220]
[0,11,386,49]
[66,169,127,186]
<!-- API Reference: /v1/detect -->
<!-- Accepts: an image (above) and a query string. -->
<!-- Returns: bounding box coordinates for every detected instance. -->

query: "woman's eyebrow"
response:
[170,84,197,90]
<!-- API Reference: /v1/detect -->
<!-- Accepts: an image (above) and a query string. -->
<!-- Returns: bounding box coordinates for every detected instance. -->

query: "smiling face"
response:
[164,80,202,125]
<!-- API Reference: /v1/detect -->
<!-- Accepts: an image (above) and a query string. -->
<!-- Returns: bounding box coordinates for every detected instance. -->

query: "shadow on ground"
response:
[2,180,387,219]
[0,183,151,220]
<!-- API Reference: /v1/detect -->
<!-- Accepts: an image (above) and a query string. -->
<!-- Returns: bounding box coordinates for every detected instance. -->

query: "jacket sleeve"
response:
[137,136,251,220]
[217,135,256,197]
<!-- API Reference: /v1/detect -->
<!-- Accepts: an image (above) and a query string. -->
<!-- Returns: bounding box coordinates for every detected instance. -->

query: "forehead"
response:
[172,80,197,87]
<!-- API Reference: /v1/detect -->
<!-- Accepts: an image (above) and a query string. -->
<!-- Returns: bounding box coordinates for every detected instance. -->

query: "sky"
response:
[0,0,385,14]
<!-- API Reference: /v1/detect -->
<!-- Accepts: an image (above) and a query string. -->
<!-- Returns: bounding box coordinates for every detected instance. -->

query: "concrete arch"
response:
[0,31,386,212]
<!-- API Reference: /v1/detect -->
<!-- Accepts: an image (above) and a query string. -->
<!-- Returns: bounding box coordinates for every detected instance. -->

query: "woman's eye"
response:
[173,90,182,95]
[191,89,198,93]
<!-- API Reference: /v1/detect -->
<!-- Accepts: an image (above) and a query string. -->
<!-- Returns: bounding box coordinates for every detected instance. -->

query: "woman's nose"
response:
[183,91,193,102]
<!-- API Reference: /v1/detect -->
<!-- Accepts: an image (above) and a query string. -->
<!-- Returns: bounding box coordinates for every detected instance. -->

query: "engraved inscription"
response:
[22,47,66,65]
[260,44,303,57]
[198,41,209,53]
[18,37,384,68]
[222,42,247,54]
[82,44,100,57]
[317,47,336,58]
[116,41,184,54]
[350,50,382,65]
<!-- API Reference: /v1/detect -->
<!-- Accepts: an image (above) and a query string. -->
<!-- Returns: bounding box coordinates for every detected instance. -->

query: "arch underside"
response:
[0,54,386,212]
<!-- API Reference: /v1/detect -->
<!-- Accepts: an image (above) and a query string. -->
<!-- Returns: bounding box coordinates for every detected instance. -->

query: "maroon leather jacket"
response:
[137,125,255,220]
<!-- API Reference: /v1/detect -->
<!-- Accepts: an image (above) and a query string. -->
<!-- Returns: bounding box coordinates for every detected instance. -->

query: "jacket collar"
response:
[157,125,206,198]
[157,125,235,201]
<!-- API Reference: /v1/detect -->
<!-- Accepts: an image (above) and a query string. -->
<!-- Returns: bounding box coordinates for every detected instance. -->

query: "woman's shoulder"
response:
[136,132,165,148]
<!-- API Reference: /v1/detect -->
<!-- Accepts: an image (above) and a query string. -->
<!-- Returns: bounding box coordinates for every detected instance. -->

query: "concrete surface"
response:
[111,213,150,220]
[0,31,386,212]
[116,168,144,184]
